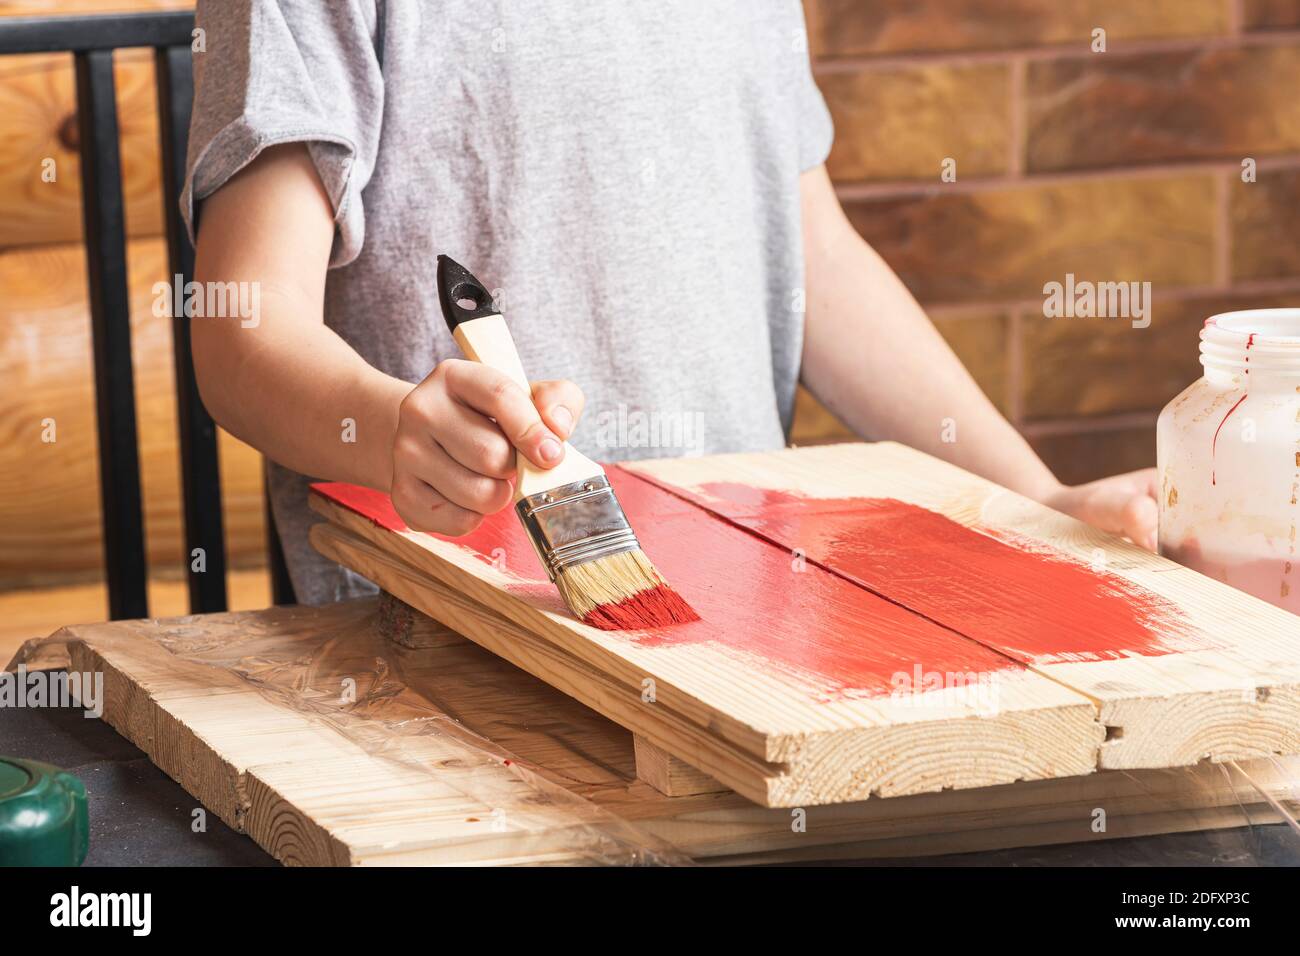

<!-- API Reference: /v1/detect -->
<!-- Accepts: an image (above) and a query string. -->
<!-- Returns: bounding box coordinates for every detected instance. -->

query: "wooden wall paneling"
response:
[0,240,265,587]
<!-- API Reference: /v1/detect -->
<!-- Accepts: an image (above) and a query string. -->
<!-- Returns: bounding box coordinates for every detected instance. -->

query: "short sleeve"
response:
[181,0,385,268]
[794,7,833,171]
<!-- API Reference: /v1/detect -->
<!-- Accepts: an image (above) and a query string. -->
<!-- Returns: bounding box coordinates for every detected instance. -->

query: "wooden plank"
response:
[308,522,794,806]
[633,736,727,797]
[624,442,1300,771]
[308,477,1104,807]
[53,600,1300,864]
[61,612,667,865]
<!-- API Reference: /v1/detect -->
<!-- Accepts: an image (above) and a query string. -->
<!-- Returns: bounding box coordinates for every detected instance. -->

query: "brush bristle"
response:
[555,549,699,630]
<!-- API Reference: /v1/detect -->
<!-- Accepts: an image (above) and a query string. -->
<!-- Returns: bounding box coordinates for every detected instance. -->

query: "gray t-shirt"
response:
[183,0,834,604]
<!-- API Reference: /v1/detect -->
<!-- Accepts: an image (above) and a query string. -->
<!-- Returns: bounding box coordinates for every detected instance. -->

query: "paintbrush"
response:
[435,255,699,630]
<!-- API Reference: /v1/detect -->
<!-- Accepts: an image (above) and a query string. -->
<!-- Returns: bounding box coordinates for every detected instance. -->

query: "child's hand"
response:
[1041,468,1159,552]
[390,359,584,534]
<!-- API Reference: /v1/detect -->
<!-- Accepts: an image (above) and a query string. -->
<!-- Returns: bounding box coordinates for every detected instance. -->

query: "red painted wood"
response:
[625,476,1213,667]
[311,473,1027,701]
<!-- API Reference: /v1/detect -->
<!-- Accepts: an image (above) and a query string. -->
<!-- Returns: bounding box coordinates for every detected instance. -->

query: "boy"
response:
[186,1,1157,603]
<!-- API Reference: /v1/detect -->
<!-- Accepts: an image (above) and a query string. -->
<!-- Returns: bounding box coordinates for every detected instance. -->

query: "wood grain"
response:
[0,48,170,250]
[308,474,1104,807]
[627,442,1300,771]
[0,239,266,587]
[633,736,727,797]
[53,598,1300,864]
[0,567,271,667]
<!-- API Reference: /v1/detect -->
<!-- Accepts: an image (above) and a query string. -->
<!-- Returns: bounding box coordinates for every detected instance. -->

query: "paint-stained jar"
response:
[1157,309,1300,615]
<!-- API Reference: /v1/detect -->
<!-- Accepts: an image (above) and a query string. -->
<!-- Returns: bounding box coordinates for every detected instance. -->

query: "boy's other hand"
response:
[1041,468,1158,552]
[391,360,585,534]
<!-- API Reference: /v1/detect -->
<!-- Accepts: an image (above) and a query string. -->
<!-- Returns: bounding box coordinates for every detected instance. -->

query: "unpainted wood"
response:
[55,601,1300,864]
[0,46,172,250]
[633,736,727,797]
[309,518,1101,806]
[0,240,267,587]
[309,488,1103,806]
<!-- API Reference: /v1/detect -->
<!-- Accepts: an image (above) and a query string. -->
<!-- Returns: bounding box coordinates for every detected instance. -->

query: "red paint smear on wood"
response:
[311,474,1025,700]
[634,479,1208,667]
[311,483,698,629]
[313,483,410,532]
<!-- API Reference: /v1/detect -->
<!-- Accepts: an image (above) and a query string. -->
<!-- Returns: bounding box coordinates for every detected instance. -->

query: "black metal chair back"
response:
[0,12,294,616]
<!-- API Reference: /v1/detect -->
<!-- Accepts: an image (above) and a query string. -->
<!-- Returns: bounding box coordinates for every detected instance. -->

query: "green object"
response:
[0,757,88,866]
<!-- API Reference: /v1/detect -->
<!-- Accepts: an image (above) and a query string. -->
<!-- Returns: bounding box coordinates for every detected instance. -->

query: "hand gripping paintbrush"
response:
[436,255,699,630]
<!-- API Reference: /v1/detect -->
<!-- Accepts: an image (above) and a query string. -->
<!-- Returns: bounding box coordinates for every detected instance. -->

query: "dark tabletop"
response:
[4,675,1296,867]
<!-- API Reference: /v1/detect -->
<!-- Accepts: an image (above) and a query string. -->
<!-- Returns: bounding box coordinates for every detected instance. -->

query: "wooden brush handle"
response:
[451,314,604,501]
[436,254,604,500]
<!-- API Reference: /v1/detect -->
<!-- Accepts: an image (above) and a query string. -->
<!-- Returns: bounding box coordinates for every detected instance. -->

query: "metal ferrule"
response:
[515,475,640,582]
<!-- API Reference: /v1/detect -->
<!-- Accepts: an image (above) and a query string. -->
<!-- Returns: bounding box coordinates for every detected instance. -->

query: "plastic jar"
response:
[1157,309,1300,615]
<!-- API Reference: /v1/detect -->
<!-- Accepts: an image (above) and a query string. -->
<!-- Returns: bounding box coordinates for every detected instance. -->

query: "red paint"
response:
[313,482,409,532]
[1210,332,1255,486]
[628,478,1208,667]
[312,482,697,631]
[1211,394,1248,487]
[312,472,1025,700]
[582,584,699,630]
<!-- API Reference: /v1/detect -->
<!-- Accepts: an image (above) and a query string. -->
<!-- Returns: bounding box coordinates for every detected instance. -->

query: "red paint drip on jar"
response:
[1210,331,1254,486]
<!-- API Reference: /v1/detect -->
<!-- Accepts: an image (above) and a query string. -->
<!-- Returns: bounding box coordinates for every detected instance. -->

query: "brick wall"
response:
[791,0,1300,484]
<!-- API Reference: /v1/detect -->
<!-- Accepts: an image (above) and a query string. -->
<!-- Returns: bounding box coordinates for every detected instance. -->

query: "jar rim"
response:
[1204,308,1300,341]
[1201,308,1300,374]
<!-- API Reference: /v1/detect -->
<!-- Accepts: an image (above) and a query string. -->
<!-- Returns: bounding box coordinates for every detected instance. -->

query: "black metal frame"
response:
[0,13,296,614]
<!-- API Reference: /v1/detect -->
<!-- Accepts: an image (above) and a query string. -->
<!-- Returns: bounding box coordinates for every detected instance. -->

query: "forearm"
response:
[799,167,1060,501]
[190,142,408,492]
[192,295,408,491]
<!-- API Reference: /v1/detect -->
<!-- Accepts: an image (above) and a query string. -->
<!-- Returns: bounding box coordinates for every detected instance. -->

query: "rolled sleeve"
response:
[181,0,384,268]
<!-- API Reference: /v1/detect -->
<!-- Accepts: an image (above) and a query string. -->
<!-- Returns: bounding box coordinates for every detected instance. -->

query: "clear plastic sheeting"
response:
[10,598,693,866]
[7,597,1300,866]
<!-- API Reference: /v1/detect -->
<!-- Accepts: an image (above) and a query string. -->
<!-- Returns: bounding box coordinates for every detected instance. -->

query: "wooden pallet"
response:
[308,442,1300,808]
[626,443,1300,770]
[46,599,1300,865]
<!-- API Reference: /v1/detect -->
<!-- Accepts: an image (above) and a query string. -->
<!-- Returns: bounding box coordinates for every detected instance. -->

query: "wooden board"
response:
[308,476,1105,807]
[625,443,1300,771]
[310,521,806,806]
[61,605,674,866]
[46,599,1300,865]
[310,441,1300,806]
[633,736,727,797]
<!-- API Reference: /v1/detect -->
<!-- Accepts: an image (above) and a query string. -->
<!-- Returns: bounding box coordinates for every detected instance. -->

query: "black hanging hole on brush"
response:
[437,254,500,332]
